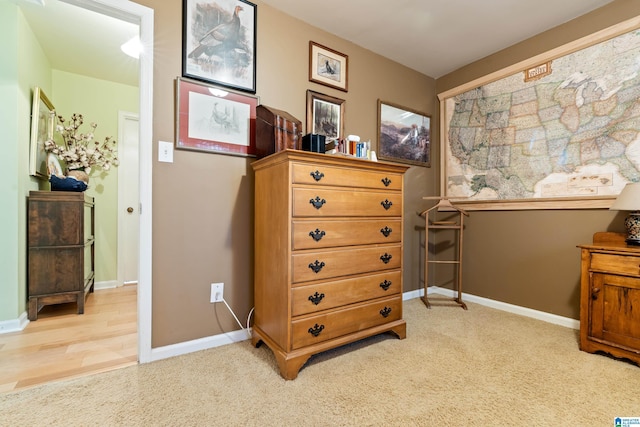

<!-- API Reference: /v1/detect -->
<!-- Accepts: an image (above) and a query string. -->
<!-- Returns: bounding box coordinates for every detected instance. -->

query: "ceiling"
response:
[15,0,615,87]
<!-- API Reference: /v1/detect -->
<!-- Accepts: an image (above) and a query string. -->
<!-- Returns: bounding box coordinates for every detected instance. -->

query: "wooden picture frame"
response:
[438,17,640,210]
[182,0,257,93]
[377,100,431,167]
[306,90,345,144]
[29,87,56,180]
[309,41,348,92]
[175,77,258,157]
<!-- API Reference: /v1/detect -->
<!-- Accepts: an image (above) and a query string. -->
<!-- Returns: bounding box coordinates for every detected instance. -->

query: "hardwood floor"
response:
[0,285,137,393]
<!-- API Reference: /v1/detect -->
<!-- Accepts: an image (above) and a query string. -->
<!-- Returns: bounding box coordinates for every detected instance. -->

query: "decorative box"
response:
[256,105,302,159]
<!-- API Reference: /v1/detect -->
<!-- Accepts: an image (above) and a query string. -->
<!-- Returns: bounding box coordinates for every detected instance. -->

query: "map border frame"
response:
[438,16,640,211]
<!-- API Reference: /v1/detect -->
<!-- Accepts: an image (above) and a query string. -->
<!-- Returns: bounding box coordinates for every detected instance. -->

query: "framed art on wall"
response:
[309,41,348,92]
[29,87,56,180]
[306,90,345,143]
[182,0,257,93]
[377,100,431,167]
[175,77,258,157]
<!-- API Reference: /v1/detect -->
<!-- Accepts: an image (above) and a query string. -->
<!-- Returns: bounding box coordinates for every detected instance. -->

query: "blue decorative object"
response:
[50,174,88,192]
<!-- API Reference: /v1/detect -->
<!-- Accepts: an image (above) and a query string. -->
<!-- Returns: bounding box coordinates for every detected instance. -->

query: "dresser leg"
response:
[275,353,311,381]
[28,297,38,321]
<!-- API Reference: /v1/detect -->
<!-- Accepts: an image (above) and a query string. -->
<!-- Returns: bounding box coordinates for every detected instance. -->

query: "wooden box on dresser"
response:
[578,231,640,365]
[27,191,95,321]
[251,149,409,379]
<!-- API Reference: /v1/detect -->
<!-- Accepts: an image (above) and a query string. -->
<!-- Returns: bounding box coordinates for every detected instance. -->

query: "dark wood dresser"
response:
[251,150,408,379]
[27,191,95,320]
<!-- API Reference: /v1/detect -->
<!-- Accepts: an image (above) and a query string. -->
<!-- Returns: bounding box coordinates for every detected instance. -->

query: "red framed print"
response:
[175,77,258,157]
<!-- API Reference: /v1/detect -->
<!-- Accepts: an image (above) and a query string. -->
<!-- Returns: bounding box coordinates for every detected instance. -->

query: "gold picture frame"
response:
[29,87,56,180]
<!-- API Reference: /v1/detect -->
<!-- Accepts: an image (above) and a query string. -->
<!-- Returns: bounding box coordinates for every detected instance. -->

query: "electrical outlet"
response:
[210,283,224,303]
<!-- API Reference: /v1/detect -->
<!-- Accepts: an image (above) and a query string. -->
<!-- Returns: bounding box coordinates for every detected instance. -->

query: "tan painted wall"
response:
[435,0,640,318]
[135,0,437,347]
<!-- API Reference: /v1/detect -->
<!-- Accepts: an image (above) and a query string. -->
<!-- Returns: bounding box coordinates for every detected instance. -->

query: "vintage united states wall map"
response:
[443,27,640,203]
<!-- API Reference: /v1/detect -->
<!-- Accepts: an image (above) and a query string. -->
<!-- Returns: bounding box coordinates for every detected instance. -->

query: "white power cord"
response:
[218,297,253,339]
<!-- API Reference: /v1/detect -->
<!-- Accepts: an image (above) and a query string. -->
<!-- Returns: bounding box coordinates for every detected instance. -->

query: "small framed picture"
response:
[29,87,56,180]
[306,90,345,143]
[182,0,257,93]
[309,41,348,92]
[377,100,431,167]
[175,77,258,157]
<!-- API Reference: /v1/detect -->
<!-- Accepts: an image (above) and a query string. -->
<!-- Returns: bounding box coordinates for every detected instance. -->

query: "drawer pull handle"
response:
[380,280,392,291]
[382,177,391,187]
[380,307,392,318]
[592,287,601,300]
[309,229,326,242]
[308,323,324,337]
[380,226,392,237]
[310,197,326,209]
[380,253,392,264]
[308,292,325,305]
[381,199,393,210]
[310,170,324,181]
[308,260,325,273]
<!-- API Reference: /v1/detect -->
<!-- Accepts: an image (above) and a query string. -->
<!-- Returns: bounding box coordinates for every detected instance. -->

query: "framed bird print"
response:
[309,41,348,92]
[182,0,257,93]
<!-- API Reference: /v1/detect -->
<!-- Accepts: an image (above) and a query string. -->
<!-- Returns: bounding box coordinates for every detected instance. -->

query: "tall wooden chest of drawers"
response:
[27,191,95,320]
[252,149,408,379]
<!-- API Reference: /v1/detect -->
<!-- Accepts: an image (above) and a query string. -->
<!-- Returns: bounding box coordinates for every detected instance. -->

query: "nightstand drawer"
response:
[292,270,402,316]
[292,244,401,283]
[291,296,402,350]
[292,219,401,250]
[292,162,402,190]
[292,187,402,217]
[591,253,640,277]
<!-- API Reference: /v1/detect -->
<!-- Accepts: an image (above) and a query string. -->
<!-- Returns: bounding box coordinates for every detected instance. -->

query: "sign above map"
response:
[438,17,640,210]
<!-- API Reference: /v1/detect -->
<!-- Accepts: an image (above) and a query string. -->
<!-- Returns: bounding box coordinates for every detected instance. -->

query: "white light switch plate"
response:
[158,140,174,163]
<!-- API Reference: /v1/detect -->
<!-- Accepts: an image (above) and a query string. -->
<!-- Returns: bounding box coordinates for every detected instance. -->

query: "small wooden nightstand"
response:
[578,232,640,365]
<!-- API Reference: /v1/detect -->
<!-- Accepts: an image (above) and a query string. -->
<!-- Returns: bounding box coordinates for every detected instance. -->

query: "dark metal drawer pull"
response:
[380,307,392,318]
[310,197,326,209]
[380,253,392,264]
[308,292,325,305]
[381,199,393,210]
[380,226,392,237]
[310,170,324,181]
[308,323,324,337]
[380,280,392,291]
[309,229,326,242]
[308,260,325,273]
[382,177,391,187]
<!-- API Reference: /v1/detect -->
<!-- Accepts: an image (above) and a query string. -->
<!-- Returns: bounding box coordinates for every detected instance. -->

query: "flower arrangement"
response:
[44,113,119,176]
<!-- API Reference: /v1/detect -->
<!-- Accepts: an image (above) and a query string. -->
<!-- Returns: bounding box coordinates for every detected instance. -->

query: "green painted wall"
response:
[51,71,138,283]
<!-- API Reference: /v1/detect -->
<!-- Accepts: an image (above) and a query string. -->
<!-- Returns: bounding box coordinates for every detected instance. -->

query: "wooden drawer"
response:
[292,219,401,250]
[292,162,402,190]
[291,296,402,350]
[292,244,401,283]
[292,270,402,316]
[292,187,402,217]
[591,253,640,277]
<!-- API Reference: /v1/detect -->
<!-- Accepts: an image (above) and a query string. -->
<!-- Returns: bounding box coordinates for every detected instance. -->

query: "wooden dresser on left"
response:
[27,191,95,320]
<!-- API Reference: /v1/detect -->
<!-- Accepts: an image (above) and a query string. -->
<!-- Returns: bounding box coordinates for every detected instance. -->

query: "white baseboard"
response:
[0,311,29,334]
[149,328,251,362]
[94,280,119,290]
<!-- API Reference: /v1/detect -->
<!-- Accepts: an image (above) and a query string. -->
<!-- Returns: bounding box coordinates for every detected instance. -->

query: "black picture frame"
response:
[377,100,431,167]
[182,0,257,94]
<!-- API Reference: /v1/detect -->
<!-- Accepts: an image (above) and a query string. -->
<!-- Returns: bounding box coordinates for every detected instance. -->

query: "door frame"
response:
[63,0,154,363]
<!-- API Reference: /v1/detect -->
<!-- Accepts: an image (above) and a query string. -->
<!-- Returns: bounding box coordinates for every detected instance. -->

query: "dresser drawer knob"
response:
[380,307,392,318]
[380,280,392,291]
[591,287,601,300]
[381,177,391,187]
[381,199,393,210]
[308,323,325,337]
[309,229,326,242]
[380,253,392,264]
[380,226,392,237]
[308,260,325,273]
[308,291,325,305]
[309,197,326,209]
[310,170,324,181]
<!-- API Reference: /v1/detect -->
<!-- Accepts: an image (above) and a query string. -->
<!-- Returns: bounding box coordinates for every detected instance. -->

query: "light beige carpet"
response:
[1,298,639,426]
